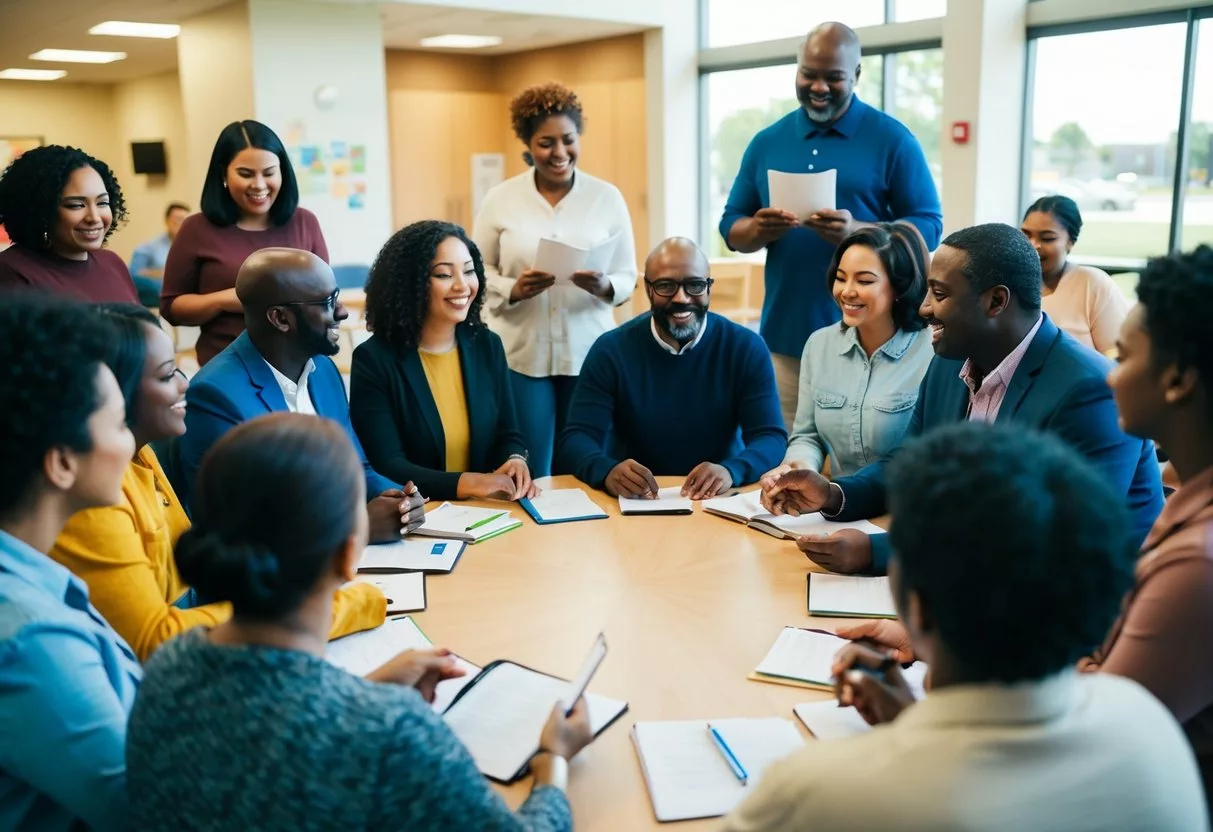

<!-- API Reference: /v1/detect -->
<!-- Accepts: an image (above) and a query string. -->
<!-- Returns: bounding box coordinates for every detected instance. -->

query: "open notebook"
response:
[358,538,467,574]
[793,663,928,739]
[632,718,804,822]
[618,486,693,516]
[413,502,522,543]
[702,490,883,539]
[749,626,849,691]
[806,573,897,618]
[349,572,426,614]
[520,488,608,525]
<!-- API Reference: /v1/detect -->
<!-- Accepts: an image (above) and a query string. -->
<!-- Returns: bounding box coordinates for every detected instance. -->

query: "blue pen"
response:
[707,723,749,786]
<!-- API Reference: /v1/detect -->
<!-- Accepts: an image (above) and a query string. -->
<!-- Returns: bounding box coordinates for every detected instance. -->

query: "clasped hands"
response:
[604,459,734,501]
[754,206,854,246]
[366,481,427,542]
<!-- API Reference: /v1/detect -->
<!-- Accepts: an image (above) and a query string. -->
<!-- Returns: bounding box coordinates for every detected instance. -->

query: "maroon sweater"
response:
[0,245,138,303]
[160,209,329,366]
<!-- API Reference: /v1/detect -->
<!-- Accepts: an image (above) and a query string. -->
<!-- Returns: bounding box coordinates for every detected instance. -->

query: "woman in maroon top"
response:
[0,145,138,303]
[161,120,328,366]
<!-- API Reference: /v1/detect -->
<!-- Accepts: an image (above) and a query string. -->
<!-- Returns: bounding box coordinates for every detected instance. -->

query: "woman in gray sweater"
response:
[126,412,592,831]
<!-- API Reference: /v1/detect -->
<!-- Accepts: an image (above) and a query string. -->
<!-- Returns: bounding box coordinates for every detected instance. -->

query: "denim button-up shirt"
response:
[785,324,934,477]
[0,529,141,832]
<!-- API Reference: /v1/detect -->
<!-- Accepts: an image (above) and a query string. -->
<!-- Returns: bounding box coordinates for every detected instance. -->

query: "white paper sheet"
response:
[524,488,608,522]
[754,627,848,686]
[358,538,466,573]
[632,718,804,821]
[442,661,627,782]
[413,502,520,542]
[619,486,693,515]
[350,572,426,614]
[701,491,765,522]
[534,233,620,282]
[767,169,837,220]
[324,616,479,712]
[808,574,896,618]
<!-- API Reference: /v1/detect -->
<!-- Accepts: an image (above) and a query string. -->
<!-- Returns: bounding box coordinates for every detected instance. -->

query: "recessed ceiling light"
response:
[0,68,67,81]
[89,21,181,39]
[419,34,503,49]
[30,49,127,64]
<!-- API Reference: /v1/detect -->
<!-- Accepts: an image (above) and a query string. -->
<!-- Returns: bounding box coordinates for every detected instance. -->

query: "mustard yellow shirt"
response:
[51,445,386,661]
[419,346,471,472]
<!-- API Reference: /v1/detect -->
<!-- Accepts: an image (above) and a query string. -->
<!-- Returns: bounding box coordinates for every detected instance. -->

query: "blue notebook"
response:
[520,489,609,525]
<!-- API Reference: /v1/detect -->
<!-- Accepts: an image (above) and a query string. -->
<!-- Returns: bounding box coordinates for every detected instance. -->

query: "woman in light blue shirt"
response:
[769,222,933,479]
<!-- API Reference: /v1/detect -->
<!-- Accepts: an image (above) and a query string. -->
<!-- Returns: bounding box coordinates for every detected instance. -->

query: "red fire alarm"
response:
[951,121,971,144]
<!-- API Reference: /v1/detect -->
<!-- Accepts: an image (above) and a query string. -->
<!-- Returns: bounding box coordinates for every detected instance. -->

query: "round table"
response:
[412,476,875,831]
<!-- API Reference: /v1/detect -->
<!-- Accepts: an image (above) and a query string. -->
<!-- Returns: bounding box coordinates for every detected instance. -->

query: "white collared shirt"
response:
[649,313,709,356]
[265,358,316,415]
[472,168,638,378]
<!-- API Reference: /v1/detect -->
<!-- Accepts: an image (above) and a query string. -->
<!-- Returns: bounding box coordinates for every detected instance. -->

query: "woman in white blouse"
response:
[472,82,637,476]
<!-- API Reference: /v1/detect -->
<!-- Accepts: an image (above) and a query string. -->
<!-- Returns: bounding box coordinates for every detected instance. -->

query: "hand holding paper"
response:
[767,168,837,221]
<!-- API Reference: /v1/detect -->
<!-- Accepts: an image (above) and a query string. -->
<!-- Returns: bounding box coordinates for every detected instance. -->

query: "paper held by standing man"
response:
[767,169,837,220]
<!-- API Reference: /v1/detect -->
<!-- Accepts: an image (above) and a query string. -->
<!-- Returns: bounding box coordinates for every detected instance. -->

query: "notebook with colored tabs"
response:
[413,502,522,543]
[703,490,883,539]
[806,573,897,619]
[631,718,804,822]
[357,538,467,574]
[520,488,609,525]
[618,486,693,516]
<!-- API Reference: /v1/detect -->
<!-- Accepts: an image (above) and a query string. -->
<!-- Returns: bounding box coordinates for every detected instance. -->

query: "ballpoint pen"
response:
[707,723,749,786]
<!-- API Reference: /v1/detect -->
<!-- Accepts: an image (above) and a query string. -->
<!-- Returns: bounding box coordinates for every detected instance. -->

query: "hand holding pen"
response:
[830,643,916,727]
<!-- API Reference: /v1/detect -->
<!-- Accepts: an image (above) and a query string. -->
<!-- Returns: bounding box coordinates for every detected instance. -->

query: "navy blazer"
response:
[179,332,398,509]
[348,326,527,501]
[835,316,1164,572]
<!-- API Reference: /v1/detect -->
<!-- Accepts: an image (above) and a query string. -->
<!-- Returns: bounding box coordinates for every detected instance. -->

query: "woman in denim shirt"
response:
[768,222,933,479]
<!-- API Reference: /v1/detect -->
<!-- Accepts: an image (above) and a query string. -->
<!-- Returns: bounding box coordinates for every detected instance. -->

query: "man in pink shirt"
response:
[760,222,1164,573]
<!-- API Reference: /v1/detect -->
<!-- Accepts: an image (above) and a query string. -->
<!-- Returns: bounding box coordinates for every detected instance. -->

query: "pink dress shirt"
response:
[960,315,1044,423]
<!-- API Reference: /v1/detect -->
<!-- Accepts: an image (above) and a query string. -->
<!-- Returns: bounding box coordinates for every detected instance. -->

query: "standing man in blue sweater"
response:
[719,22,942,430]
[556,238,787,499]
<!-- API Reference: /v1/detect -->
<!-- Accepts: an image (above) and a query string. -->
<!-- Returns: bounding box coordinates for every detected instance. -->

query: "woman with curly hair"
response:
[350,220,538,502]
[0,144,138,302]
[472,82,637,476]
[160,120,328,366]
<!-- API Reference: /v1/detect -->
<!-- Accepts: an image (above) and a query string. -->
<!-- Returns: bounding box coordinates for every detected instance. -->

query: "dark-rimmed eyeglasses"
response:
[280,288,341,314]
[644,277,714,298]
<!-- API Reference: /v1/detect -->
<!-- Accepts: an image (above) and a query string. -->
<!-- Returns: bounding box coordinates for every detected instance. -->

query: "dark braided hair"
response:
[364,220,486,351]
[0,145,128,249]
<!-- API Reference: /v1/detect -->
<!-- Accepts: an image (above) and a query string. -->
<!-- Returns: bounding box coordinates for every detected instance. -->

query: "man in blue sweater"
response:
[556,238,787,499]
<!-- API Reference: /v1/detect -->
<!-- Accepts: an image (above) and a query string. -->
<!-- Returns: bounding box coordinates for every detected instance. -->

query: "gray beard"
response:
[666,315,702,344]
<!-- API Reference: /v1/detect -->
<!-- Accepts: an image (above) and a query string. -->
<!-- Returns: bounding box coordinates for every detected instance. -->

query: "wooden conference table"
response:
[409,476,888,831]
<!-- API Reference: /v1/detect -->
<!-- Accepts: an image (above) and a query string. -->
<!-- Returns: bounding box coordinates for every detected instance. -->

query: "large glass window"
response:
[1025,24,1187,268]
[887,48,943,191]
[704,0,883,49]
[893,0,947,22]
[1180,19,1213,250]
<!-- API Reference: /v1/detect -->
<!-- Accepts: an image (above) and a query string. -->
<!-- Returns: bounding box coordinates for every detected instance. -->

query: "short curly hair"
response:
[0,145,128,249]
[1136,244,1213,395]
[509,82,585,145]
[0,295,114,519]
[364,220,486,351]
[887,422,1136,684]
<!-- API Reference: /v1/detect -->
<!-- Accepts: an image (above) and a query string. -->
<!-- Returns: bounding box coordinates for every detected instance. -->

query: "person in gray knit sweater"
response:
[126,412,593,831]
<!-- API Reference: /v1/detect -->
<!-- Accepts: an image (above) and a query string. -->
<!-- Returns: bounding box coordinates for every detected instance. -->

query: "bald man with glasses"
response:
[178,247,425,541]
[555,237,787,499]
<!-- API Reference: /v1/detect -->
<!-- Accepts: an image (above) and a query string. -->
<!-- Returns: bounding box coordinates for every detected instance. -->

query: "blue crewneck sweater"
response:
[556,312,787,488]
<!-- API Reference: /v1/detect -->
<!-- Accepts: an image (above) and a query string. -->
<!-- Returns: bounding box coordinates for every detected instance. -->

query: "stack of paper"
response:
[413,502,522,543]
[442,661,628,783]
[806,573,897,619]
[767,169,837,220]
[618,486,693,516]
[349,572,426,614]
[358,538,466,574]
[324,616,479,713]
[520,488,608,525]
[632,718,804,821]
[533,233,620,282]
[702,490,883,539]
[750,626,849,690]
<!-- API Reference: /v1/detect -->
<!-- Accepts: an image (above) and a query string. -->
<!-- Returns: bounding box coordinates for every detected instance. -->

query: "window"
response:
[892,0,947,22]
[703,58,884,256]
[887,48,943,191]
[1179,18,1213,250]
[704,0,883,49]
[1025,24,1187,267]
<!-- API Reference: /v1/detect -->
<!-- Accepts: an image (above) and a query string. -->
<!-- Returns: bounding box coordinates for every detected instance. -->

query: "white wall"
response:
[249,0,394,265]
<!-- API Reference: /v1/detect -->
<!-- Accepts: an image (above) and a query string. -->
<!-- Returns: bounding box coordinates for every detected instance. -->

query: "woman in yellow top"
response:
[350,220,540,503]
[51,305,385,661]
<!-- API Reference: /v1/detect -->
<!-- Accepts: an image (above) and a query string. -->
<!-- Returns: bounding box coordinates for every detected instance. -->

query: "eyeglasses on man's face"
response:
[281,288,341,314]
[644,277,714,298]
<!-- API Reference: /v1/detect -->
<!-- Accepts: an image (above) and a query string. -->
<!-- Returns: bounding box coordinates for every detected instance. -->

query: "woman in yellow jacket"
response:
[50,305,387,661]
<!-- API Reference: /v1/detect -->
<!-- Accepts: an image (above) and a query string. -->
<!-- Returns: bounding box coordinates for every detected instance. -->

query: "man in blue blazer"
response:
[762,223,1164,573]
[179,248,425,542]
